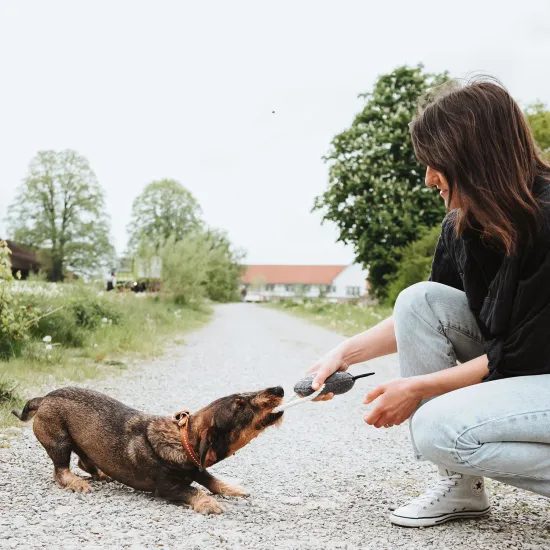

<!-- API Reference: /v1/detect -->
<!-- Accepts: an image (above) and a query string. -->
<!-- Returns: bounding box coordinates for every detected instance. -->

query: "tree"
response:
[159,228,244,305]
[526,102,550,161]
[203,229,245,302]
[8,150,114,281]
[127,179,202,252]
[314,65,448,299]
[385,225,441,306]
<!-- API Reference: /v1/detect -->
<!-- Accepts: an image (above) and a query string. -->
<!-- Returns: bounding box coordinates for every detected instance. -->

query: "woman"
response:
[309,78,550,528]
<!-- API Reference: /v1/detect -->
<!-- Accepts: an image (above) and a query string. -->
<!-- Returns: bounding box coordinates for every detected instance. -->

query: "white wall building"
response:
[242,264,369,302]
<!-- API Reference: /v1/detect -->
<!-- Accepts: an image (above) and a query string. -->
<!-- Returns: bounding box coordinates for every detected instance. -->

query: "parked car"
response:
[244,292,265,303]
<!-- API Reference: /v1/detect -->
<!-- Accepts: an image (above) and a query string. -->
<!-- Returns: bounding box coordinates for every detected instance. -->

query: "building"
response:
[3,240,42,279]
[241,264,369,302]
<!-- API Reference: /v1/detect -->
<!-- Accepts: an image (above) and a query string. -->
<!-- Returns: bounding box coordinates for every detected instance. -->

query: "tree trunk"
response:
[51,256,64,282]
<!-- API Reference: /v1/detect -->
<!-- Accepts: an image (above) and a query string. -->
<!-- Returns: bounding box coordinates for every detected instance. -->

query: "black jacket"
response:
[429,176,550,381]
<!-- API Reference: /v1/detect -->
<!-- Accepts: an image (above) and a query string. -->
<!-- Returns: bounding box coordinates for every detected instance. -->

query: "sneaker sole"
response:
[389,507,491,528]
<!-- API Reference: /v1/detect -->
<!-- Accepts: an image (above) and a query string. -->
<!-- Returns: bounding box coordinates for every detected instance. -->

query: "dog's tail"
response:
[11,397,44,421]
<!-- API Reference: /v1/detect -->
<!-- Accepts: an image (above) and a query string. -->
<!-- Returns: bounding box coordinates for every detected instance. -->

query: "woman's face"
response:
[425,166,458,209]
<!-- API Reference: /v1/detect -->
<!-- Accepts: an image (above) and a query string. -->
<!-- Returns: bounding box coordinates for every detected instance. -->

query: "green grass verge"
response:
[268,300,392,336]
[0,291,210,429]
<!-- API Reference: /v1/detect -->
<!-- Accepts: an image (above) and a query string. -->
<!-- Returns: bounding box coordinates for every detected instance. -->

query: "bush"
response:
[160,230,243,305]
[385,225,441,305]
[0,241,41,358]
[25,284,124,347]
[160,234,210,306]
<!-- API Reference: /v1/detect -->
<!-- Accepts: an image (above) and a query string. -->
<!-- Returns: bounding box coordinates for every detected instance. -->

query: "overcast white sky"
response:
[1,0,549,264]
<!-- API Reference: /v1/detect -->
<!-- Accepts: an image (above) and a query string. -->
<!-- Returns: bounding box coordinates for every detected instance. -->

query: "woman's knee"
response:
[411,398,463,467]
[394,281,439,323]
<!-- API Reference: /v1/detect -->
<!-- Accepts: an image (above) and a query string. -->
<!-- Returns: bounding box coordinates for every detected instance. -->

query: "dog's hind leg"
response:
[33,415,92,493]
[155,476,223,514]
[194,470,249,497]
[76,451,112,482]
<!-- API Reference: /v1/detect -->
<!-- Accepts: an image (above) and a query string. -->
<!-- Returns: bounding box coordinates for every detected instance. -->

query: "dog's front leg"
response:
[194,470,249,497]
[156,478,224,514]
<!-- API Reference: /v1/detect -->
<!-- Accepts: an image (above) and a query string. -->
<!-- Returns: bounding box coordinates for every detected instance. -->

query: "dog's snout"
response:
[267,386,284,397]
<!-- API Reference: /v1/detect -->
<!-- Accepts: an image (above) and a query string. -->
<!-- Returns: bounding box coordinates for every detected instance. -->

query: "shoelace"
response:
[410,473,463,507]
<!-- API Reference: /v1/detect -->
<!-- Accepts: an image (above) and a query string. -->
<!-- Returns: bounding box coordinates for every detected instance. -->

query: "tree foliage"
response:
[7,150,114,281]
[127,179,202,252]
[526,102,550,161]
[0,241,40,358]
[159,229,244,306]
[314,65,448,298]
[385,225,441,306]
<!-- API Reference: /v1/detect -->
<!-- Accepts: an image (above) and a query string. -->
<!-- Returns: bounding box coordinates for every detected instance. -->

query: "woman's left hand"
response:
[363,378,424,428]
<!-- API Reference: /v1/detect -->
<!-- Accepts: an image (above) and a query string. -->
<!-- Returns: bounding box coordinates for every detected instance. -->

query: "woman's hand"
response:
[306,349,348,400]
[363,377,424,428]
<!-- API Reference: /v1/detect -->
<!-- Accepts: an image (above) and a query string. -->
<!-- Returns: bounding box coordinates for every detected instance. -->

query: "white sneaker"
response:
[389,467,491,527]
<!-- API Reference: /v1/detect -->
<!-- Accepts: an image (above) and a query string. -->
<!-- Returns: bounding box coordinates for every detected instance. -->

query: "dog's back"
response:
[14,387,162,491]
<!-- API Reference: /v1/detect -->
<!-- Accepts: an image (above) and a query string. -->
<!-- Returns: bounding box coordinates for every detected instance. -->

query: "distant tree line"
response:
[6,154,243,303]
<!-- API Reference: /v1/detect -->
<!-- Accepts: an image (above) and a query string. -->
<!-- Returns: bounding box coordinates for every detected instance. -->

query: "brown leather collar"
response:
[173,409,203,470]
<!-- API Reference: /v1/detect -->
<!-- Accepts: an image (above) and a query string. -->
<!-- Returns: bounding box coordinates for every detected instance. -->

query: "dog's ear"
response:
[198,426,217,470]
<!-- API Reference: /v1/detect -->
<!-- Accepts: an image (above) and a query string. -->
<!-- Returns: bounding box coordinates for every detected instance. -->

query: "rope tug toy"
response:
[272,371,375,413]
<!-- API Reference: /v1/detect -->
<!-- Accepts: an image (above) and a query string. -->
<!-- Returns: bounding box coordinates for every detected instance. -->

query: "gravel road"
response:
[1,303,549,549]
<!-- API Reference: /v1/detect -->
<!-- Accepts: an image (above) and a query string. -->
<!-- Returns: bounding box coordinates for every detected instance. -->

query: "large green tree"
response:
[127,179,202,251]
[8,150,114,281]
[314,65,448,298]
[526,102,550,161]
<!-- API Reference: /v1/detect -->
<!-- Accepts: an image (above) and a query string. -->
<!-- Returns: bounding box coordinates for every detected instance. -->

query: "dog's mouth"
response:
[263,409,284,427]
[254,399,285,429]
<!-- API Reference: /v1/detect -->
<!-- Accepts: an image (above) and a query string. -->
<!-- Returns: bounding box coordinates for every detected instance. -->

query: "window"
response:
[285,284,294,292]
[346,286,361,297]
[265,284,275,291]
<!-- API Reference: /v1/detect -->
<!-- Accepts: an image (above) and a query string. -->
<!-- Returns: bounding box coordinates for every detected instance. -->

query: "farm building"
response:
[241,264,369,302]
[3,240,42,279]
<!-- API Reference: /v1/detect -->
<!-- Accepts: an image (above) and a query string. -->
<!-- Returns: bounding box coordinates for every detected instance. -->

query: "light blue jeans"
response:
[394,281,550,497]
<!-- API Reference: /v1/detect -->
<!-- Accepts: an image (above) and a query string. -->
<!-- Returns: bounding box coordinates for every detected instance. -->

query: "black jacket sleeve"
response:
[429,218,464,291]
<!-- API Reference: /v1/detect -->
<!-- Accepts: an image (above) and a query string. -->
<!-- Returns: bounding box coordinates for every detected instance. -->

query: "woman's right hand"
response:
[307,348,348,400]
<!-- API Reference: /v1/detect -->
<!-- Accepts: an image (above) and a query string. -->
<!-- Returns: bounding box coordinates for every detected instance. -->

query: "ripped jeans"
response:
[394,281,550,497]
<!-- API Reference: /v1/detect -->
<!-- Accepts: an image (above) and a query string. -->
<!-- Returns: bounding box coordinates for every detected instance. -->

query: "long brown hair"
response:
[410,77,550,256]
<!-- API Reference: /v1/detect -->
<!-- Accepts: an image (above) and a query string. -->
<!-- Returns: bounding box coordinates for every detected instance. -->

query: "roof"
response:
[242,265,348,285]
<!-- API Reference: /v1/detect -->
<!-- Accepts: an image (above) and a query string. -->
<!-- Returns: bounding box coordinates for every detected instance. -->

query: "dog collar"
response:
[173,409,203,470]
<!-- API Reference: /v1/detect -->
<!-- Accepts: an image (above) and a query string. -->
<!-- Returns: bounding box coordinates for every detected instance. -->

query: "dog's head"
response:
[191,386,284,469]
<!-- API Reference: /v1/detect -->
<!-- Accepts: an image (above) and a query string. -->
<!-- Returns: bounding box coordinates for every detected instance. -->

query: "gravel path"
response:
[1,303,550,549]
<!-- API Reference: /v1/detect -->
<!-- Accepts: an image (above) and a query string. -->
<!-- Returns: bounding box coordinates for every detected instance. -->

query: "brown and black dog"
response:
[12,385,284,514]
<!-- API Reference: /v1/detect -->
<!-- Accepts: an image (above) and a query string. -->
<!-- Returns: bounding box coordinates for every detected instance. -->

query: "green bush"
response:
[159,229,243,305]
[0,241,41,359]
[25,285,124,347]
[160,234,209,306]
[385,225,441,305]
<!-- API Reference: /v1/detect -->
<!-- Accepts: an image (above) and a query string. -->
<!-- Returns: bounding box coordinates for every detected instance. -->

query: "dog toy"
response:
[272,371,375,413]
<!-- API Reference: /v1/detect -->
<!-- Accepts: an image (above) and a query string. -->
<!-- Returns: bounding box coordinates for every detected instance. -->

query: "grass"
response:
[0,286,210,428]
[268,300,392,336]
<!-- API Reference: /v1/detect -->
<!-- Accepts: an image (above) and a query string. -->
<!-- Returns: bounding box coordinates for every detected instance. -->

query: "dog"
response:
[12,385,284,514]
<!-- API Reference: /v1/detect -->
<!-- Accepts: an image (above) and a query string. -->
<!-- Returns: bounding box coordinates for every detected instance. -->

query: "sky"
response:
[1,0,549,265]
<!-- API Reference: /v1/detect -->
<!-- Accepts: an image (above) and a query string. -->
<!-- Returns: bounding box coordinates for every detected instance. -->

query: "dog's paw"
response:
[218,483,249,498]
[92,471,113,483]
[193,495,224,515]
[67,478,92,493]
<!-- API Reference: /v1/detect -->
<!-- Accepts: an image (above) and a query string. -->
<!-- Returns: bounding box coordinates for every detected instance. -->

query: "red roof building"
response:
[241,264,369,302]
[242,265,347,286]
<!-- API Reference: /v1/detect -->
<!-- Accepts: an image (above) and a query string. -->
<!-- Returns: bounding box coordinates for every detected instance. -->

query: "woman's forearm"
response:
[334,316,397,366]
[414,354,489,399]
